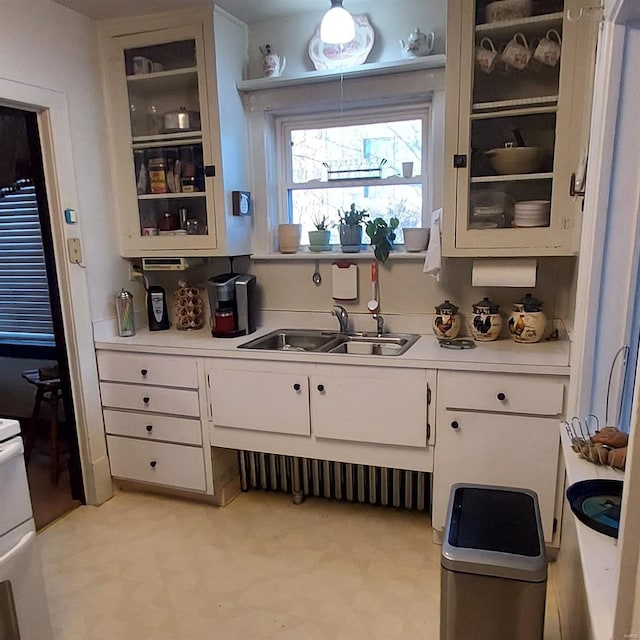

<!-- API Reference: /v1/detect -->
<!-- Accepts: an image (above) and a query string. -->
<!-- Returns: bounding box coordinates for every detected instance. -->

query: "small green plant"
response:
[312,213,330,231]
[365,216,400,263]
[338,203,369,227]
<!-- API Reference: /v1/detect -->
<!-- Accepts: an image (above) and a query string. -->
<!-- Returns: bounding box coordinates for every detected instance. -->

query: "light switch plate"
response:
[67,237,83,264]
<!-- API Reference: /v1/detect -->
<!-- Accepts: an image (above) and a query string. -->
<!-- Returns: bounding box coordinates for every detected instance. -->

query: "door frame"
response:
[0,78,112,506]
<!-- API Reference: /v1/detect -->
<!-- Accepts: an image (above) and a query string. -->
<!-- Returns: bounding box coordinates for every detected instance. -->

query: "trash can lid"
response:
[441,484,547,582]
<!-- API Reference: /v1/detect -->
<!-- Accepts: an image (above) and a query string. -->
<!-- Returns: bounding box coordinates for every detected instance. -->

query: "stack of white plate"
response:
[513,200,550,227]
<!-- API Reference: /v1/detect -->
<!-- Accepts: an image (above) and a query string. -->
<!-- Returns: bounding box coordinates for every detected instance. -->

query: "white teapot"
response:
[400,28,435,58]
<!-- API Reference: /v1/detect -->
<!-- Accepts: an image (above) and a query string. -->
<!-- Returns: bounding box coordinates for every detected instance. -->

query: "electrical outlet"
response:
[129,261,144,281]
[67,238,83,264]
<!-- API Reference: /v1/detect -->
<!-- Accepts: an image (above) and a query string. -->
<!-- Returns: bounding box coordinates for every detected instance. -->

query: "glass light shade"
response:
[320,3,356,44]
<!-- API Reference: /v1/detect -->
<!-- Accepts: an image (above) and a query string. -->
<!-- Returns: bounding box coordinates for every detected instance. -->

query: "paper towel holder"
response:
[472,258,537,288]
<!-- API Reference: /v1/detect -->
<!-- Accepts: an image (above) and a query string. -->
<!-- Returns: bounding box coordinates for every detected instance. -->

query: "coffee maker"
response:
[207,273,257,338]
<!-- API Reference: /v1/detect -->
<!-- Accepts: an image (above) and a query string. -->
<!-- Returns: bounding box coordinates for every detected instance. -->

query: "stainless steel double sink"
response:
[238,329,420,357]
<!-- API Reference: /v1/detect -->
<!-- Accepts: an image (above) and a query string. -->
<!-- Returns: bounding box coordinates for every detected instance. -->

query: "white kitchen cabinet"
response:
[311,365,432,448]
[96,350,211,493]
[99,7,252,258]
[442,0,599,256]
[208,362,311,436]
[432,370,567,542]
[206,359,434,449]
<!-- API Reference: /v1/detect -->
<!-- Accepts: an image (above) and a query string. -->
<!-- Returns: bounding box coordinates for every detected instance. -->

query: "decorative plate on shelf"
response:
[308,14,375,71]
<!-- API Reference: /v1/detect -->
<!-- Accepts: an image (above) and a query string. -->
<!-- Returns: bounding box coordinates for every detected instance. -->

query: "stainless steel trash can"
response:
[440,483,547,640]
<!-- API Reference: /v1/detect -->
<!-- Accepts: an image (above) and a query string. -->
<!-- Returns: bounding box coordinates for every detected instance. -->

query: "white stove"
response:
[0,418,52,639]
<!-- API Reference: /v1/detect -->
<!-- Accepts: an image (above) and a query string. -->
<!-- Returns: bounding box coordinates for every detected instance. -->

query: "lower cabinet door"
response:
[106,435,206,491]
[432,411,559,542]
[310,366,429,447]
[208,367,310,435]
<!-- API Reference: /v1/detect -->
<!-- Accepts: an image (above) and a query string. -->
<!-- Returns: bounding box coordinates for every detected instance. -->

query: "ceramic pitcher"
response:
[260,45,286,77]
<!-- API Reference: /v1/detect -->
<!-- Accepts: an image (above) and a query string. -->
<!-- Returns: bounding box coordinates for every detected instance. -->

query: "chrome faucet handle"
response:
[372,313,385,336]
[331,305,349,333]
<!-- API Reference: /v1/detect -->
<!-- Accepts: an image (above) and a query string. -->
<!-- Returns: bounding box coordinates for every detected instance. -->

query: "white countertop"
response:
[560,427,624,640]
[95,325,571,374]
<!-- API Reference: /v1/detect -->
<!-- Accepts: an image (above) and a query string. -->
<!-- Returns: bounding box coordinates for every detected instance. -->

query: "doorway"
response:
[0,105,84,528]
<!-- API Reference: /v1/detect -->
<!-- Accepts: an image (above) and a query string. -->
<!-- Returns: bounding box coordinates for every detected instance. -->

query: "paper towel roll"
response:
[472,258,537,287]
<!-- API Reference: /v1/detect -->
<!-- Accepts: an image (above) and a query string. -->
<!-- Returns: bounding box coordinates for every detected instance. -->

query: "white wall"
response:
[246,0,446,78]
[0,0,125,323]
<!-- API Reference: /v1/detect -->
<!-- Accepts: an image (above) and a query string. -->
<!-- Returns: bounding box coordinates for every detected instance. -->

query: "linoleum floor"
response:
[38,490,562,640]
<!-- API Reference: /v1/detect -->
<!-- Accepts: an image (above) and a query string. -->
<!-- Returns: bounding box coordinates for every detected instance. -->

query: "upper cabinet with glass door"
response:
[442,0,599,256]
[100,9,252,257]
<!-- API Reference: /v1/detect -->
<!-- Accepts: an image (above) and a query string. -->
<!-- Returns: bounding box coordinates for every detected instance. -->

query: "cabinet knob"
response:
[140,369,148,376]
[149,460,157,468]
[143,396,150,404]
[293,383,301,391]
[451,420,459,429]
[317,384,325,393]
[146,424,153,432]
[497,392,506,401]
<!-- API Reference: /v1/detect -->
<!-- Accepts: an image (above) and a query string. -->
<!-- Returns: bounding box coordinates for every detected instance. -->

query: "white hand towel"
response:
[423,208,442,280]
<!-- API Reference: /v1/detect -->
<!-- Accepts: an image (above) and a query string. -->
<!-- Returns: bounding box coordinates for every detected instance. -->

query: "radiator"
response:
[237,450,429,511]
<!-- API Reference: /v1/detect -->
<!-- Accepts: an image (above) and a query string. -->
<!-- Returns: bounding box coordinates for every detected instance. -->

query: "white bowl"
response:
[485,0,532,23]
[486,147,547,175]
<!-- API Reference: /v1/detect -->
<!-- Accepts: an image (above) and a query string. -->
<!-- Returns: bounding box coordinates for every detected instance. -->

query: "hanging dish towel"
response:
[423,208,442,281]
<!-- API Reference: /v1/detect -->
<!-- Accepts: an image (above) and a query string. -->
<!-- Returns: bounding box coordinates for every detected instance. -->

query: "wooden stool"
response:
[21,369,64,485]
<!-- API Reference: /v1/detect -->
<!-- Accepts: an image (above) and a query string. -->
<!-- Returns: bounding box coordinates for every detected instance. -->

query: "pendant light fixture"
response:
[320,0,355,45]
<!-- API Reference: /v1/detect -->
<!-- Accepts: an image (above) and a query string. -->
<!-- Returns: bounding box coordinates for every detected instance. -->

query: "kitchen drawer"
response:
[103,409,202,446]
[106,435,206,491]
[97,351,198,389]
[437,371,564,416]
[100,382,200,417]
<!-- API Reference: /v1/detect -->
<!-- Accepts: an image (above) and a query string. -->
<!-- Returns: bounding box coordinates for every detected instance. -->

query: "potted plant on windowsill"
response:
[338,203,368,253]
[308,213,332,252]
[366,216,399,263]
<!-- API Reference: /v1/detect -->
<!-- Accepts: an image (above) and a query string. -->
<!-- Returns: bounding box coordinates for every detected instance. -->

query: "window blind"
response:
[0,182,54,345]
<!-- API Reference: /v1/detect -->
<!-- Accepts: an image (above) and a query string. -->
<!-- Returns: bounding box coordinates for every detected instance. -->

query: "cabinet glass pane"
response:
[121,39,210,240]
[467,112,555,230]
[134,143,208,238]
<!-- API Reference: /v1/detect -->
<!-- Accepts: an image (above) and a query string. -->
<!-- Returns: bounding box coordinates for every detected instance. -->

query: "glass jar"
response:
[148,157,168,194]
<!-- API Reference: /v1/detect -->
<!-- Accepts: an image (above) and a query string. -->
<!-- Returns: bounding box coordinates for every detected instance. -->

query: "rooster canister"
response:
[470,296,502,342]
[433,300,461,339]
[508,293,546,343]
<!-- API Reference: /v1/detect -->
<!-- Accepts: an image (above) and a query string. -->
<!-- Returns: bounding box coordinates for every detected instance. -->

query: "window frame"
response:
[275,105,431,240]
[241,67,446,257]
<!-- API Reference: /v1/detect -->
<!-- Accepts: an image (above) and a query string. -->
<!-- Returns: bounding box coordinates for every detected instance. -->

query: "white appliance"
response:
[0,418,52,640]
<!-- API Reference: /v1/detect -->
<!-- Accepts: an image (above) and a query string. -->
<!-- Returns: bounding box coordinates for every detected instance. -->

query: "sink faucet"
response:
[372,313,385,337]
[331,305,349,333]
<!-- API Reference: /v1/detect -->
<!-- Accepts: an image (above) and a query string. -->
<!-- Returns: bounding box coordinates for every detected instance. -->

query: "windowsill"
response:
[251,247,428,261]
[560,427,623,640]
[237,55,446,92]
